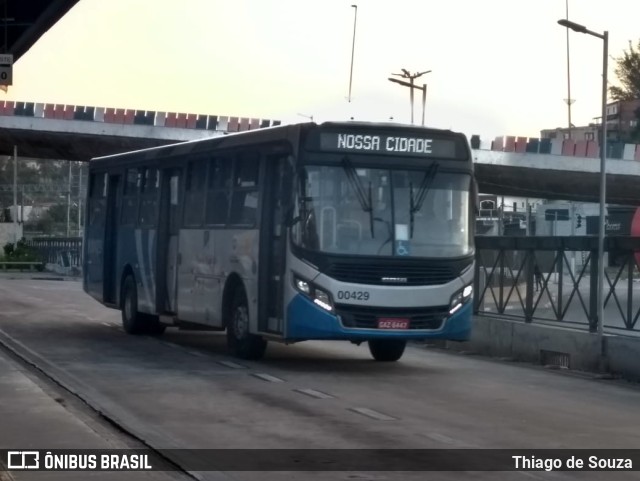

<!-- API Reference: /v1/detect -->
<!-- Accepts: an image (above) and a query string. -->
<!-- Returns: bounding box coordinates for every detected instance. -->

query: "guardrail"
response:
[0,261,44,271]
[474,236,640,334]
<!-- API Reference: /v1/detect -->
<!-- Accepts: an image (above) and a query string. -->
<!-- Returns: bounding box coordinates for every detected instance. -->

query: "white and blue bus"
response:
[83,121,475,362]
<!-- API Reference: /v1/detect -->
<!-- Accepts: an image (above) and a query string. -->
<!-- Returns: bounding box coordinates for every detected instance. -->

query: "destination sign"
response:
[318,132,462,158]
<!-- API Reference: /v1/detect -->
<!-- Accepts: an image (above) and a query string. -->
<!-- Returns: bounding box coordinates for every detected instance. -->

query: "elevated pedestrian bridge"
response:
[0,100,281,160]
[474,134,640,205]
[1,100,640,205]
[474,149,640,205]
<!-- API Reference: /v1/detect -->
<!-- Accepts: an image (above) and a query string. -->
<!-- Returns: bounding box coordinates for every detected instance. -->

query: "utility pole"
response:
[66,160,71,237]
[388,69,431,125]
[77,162,82,237]
[20,186,24,223]
[12,146,17,242]
[563,0,575,139]
[347,5,357,103]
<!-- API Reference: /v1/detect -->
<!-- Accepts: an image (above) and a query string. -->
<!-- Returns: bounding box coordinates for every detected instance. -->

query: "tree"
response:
[610,39,640,142]
[0,159,74,227]
[610,39,640,101]
[25,202,79,236]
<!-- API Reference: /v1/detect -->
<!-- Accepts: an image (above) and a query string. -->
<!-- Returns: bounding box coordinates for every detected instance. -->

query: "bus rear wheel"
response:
[368,339,406,362]
[226,289,267,360]
[121,275,166,336]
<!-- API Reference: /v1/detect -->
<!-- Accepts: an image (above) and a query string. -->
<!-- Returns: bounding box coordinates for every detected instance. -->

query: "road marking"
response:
[423,432,469,447]
[293,388,334,399]
[187,350,207,358]
[217,360,246,369]
[251,372,284,383]
[349,407,396,421]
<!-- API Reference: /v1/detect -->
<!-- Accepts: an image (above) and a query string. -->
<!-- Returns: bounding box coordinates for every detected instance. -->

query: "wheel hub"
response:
[124,291,133,320]
[233,306,249,339]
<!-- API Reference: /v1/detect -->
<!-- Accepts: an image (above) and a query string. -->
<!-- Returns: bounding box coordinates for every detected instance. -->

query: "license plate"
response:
[377,318,410,329]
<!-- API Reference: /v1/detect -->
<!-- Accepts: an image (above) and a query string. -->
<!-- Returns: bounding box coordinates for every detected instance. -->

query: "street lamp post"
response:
[388,69,431,125]
[557,18,608,363]
[12,146,17,243]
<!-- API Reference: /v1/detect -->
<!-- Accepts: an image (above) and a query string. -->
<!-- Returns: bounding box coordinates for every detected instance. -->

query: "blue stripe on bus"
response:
[285,294,472,341]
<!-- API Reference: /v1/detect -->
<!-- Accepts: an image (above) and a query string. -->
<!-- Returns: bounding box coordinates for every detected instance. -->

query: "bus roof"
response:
[89,120,468,167]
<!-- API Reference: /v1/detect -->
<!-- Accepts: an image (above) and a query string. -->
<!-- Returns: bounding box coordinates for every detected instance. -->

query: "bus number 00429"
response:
[336,291,370,301]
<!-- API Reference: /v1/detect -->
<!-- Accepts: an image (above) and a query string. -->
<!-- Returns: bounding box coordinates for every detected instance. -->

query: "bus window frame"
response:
[138,166,160,227]
[228,150,261,228]
[183,156,208,228]
[204,153,233,227]
[199,148,262,230]
[120,167,141,226]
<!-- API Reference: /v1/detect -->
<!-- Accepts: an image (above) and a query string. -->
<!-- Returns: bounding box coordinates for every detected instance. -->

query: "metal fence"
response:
[20,234,640,334]
[25,237,82,267]
[474,236,640,334]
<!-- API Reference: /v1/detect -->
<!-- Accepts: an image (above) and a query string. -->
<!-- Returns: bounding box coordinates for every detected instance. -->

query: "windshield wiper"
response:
[409,161,440,237]
[341,156,375,238]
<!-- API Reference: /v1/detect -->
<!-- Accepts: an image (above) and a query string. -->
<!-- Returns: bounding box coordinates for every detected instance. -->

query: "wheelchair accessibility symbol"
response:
[395,241,410,256]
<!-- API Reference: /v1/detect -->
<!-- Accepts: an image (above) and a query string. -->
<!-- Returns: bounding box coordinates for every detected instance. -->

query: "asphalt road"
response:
[0,278,639,481]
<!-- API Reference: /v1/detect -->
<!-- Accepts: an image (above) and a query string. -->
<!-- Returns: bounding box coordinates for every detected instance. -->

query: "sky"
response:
[4,0,640,141]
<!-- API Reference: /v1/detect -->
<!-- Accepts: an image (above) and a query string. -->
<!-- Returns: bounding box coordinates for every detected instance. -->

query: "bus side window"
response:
[205,156,232,225]
[89,172,106,198]
[184,159,207,227]
[88,172,107,226]
[229,152,260,226]
[121,168,139,225]
[139,167,159,226]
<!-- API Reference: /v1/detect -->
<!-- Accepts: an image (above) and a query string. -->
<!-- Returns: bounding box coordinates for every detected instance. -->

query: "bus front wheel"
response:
[368,339,406,362]
[227,289,267,360]
[121,275,165,336]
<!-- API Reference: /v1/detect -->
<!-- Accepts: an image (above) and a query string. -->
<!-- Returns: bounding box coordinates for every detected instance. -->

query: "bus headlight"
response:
[293,274,334,312]
[449,284,473,315]
[295,277,311,294]
[313,289,333,312]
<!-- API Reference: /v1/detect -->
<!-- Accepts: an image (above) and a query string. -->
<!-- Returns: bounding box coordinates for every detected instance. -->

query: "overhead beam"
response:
[5,0,80,62]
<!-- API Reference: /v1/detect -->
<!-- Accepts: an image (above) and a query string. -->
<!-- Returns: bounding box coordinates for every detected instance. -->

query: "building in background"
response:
[541,99,640,144]
[476,194,543,236]
[599,99,640,143]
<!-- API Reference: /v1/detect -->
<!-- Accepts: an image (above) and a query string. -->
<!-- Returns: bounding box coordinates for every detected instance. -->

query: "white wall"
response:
[0,223,23,249]
[535,202,600,236]
[6,205,33,222]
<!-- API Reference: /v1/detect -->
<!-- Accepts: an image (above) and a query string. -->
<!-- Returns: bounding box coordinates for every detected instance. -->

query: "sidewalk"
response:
[0,349,174,480]
[0,271,75,281]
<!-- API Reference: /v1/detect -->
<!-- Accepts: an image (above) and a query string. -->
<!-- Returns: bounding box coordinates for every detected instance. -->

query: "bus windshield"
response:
[291,163,473,258]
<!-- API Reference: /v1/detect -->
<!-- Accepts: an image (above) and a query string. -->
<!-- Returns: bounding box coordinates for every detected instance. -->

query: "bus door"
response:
[258,154,292,334]
[103,174,120,304]
[157,168,182,314]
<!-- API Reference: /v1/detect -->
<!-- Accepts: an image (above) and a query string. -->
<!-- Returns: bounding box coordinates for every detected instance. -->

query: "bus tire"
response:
[226,289,267,360]
[140,313,166,336]
[121,275,165,336]
[368,339,406,362]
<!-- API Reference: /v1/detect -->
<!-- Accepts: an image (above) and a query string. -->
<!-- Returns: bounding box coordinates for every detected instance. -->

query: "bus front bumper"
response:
[285,294,472,342]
